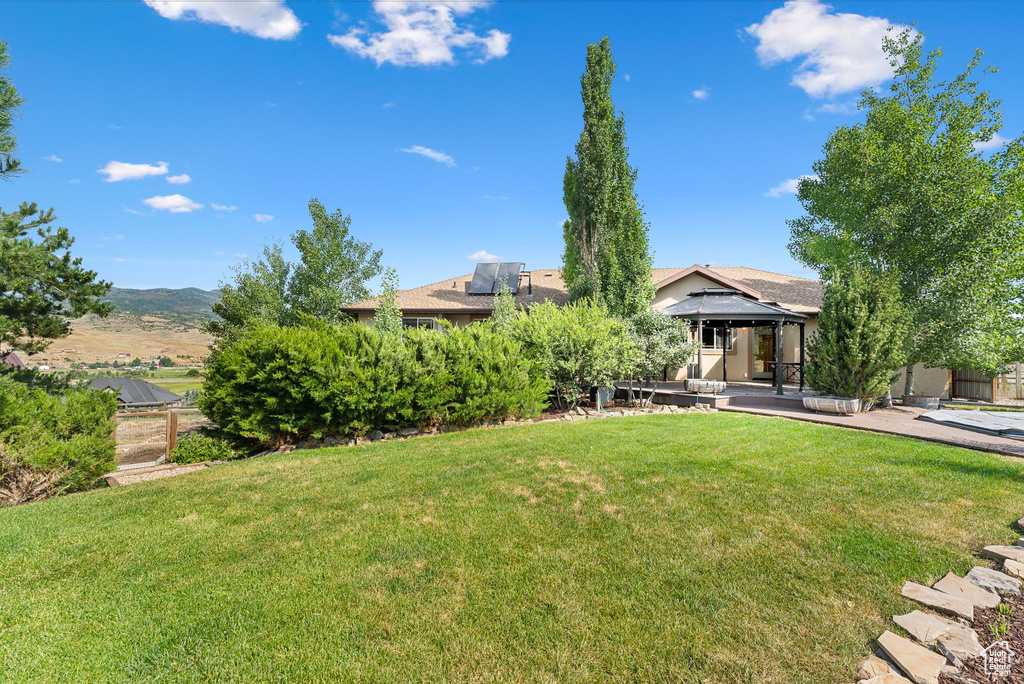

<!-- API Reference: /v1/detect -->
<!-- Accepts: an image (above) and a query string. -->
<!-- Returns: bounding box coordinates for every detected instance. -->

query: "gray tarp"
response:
[919,409,1024,439]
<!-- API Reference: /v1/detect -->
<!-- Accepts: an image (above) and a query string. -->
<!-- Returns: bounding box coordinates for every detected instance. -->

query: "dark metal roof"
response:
[660,288,807,324]
[89,377,182,406]
[2,352,27,370]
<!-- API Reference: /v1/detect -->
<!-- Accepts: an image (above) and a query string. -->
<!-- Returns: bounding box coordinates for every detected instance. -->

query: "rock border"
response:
[252,403,718,457]
[855,520,1024,684]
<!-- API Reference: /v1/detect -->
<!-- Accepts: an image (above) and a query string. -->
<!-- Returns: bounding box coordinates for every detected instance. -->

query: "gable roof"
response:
[89,377,182,406]
[342,265,822,316]
[1,352,27,370]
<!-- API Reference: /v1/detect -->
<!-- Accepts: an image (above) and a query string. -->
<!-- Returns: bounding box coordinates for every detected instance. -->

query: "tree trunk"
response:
[903,364,915,397]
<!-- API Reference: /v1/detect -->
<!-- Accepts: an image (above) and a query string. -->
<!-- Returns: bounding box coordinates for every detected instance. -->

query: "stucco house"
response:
[341,263,952,398]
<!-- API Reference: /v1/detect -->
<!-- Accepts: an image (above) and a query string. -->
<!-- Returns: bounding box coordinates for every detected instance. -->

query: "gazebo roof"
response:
[660,288,807,326]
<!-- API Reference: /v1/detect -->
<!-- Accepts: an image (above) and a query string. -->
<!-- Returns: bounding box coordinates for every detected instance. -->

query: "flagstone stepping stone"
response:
[933,572,1000,609]
[965,566,1022,595]
[900,581,974,620]
[1004,558,1024,579]
[856,654,895,680]
[877,630,947,684]
[892,610,983,661]
[858,673,913,684]
[981,544,1024,563]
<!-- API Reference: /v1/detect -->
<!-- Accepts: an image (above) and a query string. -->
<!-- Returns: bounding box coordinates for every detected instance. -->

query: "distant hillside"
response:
[103,287,220,323]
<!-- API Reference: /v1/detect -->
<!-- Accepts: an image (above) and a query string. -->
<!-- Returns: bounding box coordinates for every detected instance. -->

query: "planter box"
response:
[902,395,940,409]
[803,396,862,415]
[686,379,726,394]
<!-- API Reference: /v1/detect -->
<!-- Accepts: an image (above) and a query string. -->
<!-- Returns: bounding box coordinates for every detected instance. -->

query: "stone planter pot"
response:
[902,395,940,409]
[686,379,726,394]
[803,396,862,415]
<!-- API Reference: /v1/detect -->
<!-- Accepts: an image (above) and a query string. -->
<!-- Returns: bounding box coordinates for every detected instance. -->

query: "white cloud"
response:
[122,206,147,216]
[692,86,709,100]
[167,173,191,184]
[401,145,455,166]
[142,194,203,213]
[234,252,250,259]
[623,74,631,83]
[211,203,237,212]
[110,257,125,263]
[68,178,80,185]
[99,160,169,182]
[467,249,501,262]
[143,1,302,40]
[974,133,1010,152]
[44,154,63,163]
[328,1,510,67]
[484,195,508,201]
[765,175,818,198]
[214,250,225,256]
[745,0,913,98]
[253,213,274,223]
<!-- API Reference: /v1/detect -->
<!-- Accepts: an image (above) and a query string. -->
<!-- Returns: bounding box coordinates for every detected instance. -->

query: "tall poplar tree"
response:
[562,37,654,320]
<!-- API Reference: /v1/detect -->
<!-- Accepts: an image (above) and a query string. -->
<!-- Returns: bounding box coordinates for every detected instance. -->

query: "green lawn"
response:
[151,379,203,393]
[2,413,1023,683]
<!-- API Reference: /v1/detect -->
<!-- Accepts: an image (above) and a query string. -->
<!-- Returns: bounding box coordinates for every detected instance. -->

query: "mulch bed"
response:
[940,592,1024,683]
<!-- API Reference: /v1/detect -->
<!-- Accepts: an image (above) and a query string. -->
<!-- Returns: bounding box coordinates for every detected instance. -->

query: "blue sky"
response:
[3,1,1023,290]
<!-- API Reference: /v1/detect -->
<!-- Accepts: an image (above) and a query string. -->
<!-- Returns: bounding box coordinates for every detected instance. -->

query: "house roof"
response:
[342,265,822,316]
[89,377,182,406]
[1,352,27,370]
[660,288,807,324]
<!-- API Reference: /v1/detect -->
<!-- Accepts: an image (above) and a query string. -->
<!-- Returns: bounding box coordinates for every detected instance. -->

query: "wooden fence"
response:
[113,408,209,469]
[952,364,1023,402]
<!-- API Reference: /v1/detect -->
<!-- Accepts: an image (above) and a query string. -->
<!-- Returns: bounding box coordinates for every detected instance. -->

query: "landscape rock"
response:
[965,566,1022,595]
[322,436,339,447]
[933,572,1000,609]
[858,674,913,684]
[877,630,947,684]
[398,427,419,437]
[347,438,357,447]
[275,445,296,454]
[892,610,983,661]
[1016,537,1024,548]
[368,430,384,442]
[1017,516,1024,531]
[981,545,1024,564]
[856,654,894,679]
[1003,558,1024,579]
[900,581,973,620]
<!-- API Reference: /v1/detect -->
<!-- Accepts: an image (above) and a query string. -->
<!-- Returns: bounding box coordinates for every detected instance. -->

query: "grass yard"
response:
[2,413,1023,683]
[150,379,203,393]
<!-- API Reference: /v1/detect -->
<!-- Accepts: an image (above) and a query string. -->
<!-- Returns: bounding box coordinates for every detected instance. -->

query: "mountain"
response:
[103,287,220,323]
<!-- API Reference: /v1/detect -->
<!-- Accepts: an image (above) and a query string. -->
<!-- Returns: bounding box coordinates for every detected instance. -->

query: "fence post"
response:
[166,410,178,457]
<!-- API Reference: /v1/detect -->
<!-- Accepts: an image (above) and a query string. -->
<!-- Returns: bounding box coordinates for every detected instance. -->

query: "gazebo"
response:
[660,288,808,395]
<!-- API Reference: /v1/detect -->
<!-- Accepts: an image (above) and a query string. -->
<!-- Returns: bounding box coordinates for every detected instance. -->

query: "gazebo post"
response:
[696,317,704,379]
[722,326,729,383]
[799,322,805,392]
[774,320,784,396]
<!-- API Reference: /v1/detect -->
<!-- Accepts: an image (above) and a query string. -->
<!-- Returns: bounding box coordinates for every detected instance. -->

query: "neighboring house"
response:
[1,352,28,371]
[89,377,182,409]
[342,262,954,398]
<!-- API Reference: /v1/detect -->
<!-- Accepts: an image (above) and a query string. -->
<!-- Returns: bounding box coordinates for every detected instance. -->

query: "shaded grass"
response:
[2,413,1023,682]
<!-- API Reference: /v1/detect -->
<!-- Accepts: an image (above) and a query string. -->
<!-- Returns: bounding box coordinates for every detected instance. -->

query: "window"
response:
[700,327,734,351]
[402,317,439,330]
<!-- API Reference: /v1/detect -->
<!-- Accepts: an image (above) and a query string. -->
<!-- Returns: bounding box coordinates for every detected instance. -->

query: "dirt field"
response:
[23,314,213,368]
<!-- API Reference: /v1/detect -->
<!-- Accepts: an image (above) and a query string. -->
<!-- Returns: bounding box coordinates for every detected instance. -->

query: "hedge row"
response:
[200,322,550,445]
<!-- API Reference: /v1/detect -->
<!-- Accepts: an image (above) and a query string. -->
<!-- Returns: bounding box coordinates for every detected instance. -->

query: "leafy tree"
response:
[0,40,24,183]
[625,309,696,407]
[372,267,402,336]
[562,36,654,320]
[805,270,907,405]
[208,199,383,343]
[158,356,175,367]
[1,203,113,354]
[788,30,1024,393]
[289,199,384,324]
[489,282,517,333]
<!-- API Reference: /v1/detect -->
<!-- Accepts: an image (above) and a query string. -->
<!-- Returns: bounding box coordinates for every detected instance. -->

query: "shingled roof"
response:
[2,352,27,370]
[343,265,822,316]
[89,377,182,407]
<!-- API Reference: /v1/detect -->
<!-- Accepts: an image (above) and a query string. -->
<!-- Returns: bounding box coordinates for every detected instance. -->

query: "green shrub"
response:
[185,369,201,378]
[505,300,636,407]
[0,379,117,502]
[805,269,907,404]
[201,321,549,445]
[171,431,234,464]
